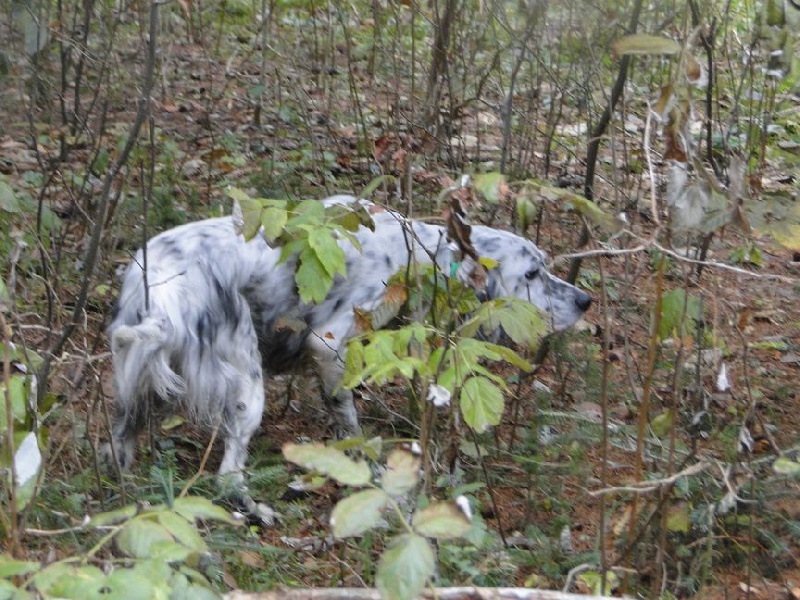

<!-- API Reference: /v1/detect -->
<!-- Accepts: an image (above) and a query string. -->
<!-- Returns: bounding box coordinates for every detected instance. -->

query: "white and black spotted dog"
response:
[106,195,591,520]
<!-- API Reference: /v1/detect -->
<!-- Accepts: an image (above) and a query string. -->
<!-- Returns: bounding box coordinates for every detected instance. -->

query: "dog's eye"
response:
[524,268,540,281]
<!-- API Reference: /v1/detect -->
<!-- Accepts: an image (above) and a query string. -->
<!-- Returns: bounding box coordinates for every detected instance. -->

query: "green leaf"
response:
[453,336,531,372]
[411,500,472,539]
[173,496,235,524]
[283,442,372,486]
[375,534,435,600]
[566,194,625,235]
[460,376,504,433]
[0,344,43,371]
[752,196,800,251]
[261,205,289,244]
[103,567,157,600]
[148,540,196,563]
[658,288,702,340]
[307,228,346,279]
[89,504,138,527]
[359,175,395,199]
[612,34,681,56]
[515,196,539,231]
[228,187,263,240]
[0,375,28,431]
[0,175,20,213]
[0,557,40,578]
[0,579,23,599]
[342,338,366,389]
[472,172,507,204]
[773,456,800,477]
[381,448,421,496]
[665,503,690,533]
[288,198,325,228]
[0,278,9,310]
[650,410,674,438]
[577,569,619,596]
[116,517,174,559]
[34,564,106,599]
[296,247,333,304]
[330,488,389,537]
[156,511,207,552]
[463,299,546,349]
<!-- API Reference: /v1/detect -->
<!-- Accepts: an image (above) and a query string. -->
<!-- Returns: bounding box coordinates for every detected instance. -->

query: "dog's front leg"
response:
[309,334,361,438]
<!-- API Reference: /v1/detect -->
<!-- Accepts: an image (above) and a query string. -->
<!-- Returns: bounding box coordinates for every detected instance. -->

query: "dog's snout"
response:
[576,291,592,312]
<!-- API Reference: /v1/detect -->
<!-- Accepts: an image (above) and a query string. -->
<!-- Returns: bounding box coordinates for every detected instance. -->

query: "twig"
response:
[553,236,798,283]
[588,460,711,496]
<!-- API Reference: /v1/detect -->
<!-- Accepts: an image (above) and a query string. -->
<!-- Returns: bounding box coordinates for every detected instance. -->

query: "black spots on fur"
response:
[152,236,186,262]
[211,275,241,326]
[196,310,216,348]
[483,238,501,254]
[384,255,394,271]
[332,296,346,314]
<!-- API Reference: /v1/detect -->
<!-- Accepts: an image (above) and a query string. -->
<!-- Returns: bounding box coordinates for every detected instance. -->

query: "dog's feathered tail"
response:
[111,316,186,406]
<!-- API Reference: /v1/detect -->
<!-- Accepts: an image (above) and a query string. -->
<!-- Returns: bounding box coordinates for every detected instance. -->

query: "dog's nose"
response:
[576,291,592,312]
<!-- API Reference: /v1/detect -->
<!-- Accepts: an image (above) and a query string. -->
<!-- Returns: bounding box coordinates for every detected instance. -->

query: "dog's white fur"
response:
[107,196,591,512]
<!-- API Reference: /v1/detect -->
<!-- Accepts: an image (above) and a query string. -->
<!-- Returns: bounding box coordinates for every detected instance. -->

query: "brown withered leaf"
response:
[685,54,703,84]
[446,196,479,262]
[372,135,397,161]
[353,307,373,333]
[353,283,407,332]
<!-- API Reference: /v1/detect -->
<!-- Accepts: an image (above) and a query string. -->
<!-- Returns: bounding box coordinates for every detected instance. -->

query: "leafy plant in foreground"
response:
[0,496,234,599]
[342,263,547,434]
[283,440,474,600]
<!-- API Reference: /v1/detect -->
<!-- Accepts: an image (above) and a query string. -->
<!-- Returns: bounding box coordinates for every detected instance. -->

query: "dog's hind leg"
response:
[217,371,264,482]
[209,299,278,525]
[217,368,277,525]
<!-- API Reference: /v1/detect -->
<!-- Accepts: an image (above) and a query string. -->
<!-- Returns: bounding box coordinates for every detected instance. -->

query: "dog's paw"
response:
[232,495,279,527]
[218,475,279,527]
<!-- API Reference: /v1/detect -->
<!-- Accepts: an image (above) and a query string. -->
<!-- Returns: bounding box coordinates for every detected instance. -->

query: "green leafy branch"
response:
[283,440,474,600]
[0,496,234,599]
[342,262,546,433]
[229,188,374,304]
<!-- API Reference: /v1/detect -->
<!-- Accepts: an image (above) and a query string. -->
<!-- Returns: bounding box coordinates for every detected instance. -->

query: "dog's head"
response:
[471,227,591,332]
